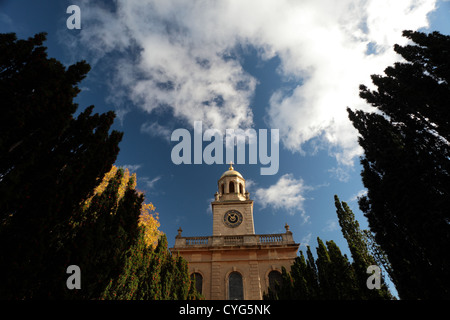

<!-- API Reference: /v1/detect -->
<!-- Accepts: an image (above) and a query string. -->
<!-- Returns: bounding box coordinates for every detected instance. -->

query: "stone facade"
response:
[170,164,300,300]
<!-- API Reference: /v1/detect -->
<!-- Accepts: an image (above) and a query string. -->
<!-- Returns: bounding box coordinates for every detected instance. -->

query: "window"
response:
[268,271,283,294]
[190,272,203,295]
[221,183,225,195]
[228,272,243,300]
[229,181,235,193]
[239,183,243,194]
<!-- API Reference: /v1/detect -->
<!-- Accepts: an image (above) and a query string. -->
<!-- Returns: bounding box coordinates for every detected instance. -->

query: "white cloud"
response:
[206,197,215,215]
[300,232,313,247]
[349,189,368,202]
[254,174,312,222]
[70,0,437,166]
[266,0,436,166]
[328,166,353,182]
[141,121,173,142]
[323,219,340,232]
[139,175,162,190]
[121,164,142,172]
[244,178,255,191]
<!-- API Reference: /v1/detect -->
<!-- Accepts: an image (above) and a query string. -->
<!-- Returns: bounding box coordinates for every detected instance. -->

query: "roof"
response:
[220,163,243,179]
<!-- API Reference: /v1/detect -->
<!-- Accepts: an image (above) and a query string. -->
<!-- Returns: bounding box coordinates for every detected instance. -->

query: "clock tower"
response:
[212,163,255,236]
[171,164,300,300]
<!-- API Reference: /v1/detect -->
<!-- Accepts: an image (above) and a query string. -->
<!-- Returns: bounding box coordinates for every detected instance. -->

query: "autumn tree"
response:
[0,32,123,299]
[347,30,450,299]
[72,165,199,300]
[102,231,202,300]
[60,166,162,299]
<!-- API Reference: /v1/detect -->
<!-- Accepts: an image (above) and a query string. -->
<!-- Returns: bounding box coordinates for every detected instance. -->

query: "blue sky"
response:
[2,0,449,296]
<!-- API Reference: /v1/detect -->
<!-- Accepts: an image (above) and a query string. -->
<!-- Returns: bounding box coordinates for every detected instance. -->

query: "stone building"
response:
[170,164,300,300]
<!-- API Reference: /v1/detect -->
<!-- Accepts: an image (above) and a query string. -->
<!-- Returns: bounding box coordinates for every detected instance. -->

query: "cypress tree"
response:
[347,30,450,299]
[325,240,359,299]
[334,195,393,299]
[304,246,320,299]
[264,237,393,300]
[64,167,150,299]
[103,233,201,300]
[316,238,334,299]
[289,254,310,299]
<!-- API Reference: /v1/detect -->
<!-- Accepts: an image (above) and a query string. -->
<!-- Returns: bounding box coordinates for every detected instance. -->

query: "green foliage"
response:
[0,33,197,300]
[102,233,202,300]
[264,236,393,300]
[264,192,396,300]
[0,32,123,299]
[64,168,144,299]
[334,195,393,299]
[347,30,450,299]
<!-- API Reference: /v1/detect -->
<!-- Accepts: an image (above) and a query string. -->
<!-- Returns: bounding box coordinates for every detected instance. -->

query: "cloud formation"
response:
[140,175,162,190]
[70,0,436,166]
[254,174,312,221]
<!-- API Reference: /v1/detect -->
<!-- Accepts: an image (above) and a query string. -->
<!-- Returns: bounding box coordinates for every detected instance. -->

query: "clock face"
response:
[223,210,243,228]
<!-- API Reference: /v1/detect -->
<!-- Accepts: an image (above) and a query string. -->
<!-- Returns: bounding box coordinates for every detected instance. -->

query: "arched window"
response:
[229,181,235,193]
[190,272,203,295]
[228,272,243,300]
[221,183,225,195]
[268,271,283,294]
[239,183,243,194]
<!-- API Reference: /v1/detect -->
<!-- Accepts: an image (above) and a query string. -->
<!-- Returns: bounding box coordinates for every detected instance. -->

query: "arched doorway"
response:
[190,272,203,295]
[268,270,283,294]
[228,272,243,300]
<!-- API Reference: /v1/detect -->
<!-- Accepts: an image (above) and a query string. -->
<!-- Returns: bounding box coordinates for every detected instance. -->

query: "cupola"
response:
[216,162,249,201]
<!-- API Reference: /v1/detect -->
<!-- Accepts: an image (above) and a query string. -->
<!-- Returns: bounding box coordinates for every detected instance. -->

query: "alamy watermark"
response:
[66,5,81,30]
[366,265,381,290]
[64,264,382,292]
[171,121,279,175]
[66,265,81,290]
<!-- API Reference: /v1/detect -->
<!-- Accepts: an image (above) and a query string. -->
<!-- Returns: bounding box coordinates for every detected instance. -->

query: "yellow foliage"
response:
[138,202,163,249]
[82,166,134,210]
[81,165,163,248]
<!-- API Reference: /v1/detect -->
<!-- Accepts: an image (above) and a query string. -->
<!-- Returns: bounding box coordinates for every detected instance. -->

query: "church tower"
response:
[171,165,300,300]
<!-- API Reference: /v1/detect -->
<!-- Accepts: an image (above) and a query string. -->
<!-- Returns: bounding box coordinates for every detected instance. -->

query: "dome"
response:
[220,163,243,179]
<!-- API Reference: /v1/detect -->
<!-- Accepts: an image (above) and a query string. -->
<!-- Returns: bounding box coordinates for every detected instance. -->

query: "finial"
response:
[229,161,234,170]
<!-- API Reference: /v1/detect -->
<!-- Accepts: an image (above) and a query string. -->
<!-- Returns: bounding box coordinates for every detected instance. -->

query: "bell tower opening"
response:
[229,181,235,193]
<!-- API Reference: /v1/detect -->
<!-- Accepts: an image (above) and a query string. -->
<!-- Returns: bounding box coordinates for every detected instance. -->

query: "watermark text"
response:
[171,121,279,175]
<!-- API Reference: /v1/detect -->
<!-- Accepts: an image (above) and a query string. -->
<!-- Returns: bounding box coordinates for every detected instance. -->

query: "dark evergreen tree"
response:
[304,245,320,298]
[64,167,145,299]
[289,253,311,299]
[0,32,123,299]
[347,30,450,299]
[315,238,357,299]
[315,238,334,299]
[0,32,200,300]
[264,237,389,300]
[325,239,359,299]
[334,195,393,299]
[102,233,202,300]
